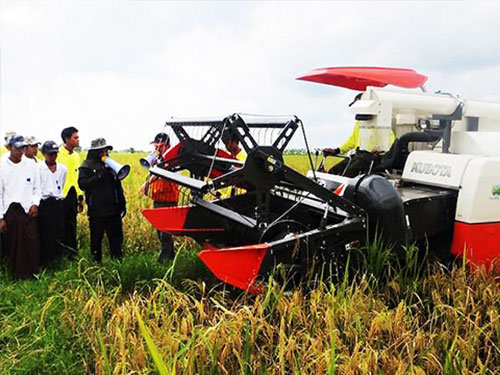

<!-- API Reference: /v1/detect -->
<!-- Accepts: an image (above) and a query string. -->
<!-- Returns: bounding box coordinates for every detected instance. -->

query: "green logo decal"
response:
[492,185,500,197]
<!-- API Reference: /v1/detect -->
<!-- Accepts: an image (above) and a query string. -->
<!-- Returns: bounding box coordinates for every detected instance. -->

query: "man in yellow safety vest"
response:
[58,126,84,258]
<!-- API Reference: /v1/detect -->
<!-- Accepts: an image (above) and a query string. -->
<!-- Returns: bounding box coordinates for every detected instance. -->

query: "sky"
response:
[1,0,500,151]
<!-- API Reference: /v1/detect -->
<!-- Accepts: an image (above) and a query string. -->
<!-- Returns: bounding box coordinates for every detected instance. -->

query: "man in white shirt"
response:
[38,140,67,266]
[0,135,41,279]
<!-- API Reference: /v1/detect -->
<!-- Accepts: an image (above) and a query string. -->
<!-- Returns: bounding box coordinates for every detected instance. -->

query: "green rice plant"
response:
[327,330,337,375]
[443,335,464,375]
[356,227,395,285]
[134,303,169,375]
[242,321,253,375]
[95,329,112,375]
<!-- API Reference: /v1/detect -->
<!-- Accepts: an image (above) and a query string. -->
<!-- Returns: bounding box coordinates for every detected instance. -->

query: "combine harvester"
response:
[143,67,500,294]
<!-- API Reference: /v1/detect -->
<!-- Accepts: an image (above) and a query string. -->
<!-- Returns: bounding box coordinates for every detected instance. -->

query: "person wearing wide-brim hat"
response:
[78,138,125,262]
[88,137,113,151]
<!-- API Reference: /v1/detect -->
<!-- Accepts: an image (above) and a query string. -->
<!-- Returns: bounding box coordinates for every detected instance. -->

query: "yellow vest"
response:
[218,150,247,198]
[235,150,247,162]
[58,145,83,197]
[339,122,396,154]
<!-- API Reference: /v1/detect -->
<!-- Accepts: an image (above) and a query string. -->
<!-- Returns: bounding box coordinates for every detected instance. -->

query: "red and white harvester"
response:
[143,67,500,294]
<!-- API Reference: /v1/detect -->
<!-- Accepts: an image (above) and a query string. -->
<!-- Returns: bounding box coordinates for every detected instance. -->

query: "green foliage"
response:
[134,305,169,375]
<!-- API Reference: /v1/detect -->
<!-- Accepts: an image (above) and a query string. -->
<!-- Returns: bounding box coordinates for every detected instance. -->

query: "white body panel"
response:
[367,89,459,116]
[464,100,500,121]
[455,156,500,223]
[361,88,500,122]
[450,132,500,156]
[402,151,475,189]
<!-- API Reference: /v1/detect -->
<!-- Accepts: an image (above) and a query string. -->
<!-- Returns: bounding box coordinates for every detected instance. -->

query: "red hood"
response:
[296,66,428,91]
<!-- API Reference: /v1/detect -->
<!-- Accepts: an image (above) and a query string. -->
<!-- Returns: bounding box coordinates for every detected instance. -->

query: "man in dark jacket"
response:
[78,138,126,262]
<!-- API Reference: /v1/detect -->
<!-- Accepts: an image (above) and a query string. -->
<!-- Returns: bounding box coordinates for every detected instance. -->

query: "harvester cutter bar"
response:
[199,216,365,294]
[191,195,257,228]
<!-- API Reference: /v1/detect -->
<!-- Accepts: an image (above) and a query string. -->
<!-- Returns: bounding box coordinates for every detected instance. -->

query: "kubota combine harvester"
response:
[143,67,500,294]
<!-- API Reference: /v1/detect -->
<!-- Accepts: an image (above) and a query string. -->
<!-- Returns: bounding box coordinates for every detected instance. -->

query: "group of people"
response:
[0,127,128,279]
[0,125,189,279]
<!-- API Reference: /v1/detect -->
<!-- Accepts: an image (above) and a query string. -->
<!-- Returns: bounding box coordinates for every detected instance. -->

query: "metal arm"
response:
[253,150,364,218]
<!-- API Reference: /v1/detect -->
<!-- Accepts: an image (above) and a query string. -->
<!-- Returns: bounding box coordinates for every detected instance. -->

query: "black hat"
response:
[41,140,59,154]
[151,132,170,145]
[8,135,27,148]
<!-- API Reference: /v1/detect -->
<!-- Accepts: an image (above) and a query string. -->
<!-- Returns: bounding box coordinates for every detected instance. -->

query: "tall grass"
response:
[4,249,500,374]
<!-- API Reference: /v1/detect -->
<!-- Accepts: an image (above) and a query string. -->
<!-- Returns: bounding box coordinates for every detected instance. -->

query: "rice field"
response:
[1,152,500,375]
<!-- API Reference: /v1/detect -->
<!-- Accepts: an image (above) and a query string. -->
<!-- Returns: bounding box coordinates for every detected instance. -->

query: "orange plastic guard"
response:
[142,205,224,235]
[199,243,269,295]
[296,67,428,91]
[451,221,500,270]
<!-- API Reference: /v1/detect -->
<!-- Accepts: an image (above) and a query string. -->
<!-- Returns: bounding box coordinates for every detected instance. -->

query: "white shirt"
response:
[1,153,25,162]
[39,162,67,200]
[0,156,41,219]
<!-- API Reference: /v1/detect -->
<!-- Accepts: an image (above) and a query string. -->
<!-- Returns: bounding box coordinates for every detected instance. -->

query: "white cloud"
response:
[1,0,500,151]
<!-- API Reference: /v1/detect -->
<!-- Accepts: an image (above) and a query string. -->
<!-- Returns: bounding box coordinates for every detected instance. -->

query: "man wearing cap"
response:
[58,126,83,258]
[1,131,17,161]
[38,141,67,266]
[140,133,179,262]
[0,135,41,279]
[24,136,42,163]
[78,138,126,262]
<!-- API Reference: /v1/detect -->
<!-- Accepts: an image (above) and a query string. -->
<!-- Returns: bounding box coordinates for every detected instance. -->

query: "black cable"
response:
[299,118,317,181]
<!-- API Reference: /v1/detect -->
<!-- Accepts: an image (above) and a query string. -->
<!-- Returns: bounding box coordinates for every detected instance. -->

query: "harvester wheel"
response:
[259,219,307,243]
[258,220,308,288]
